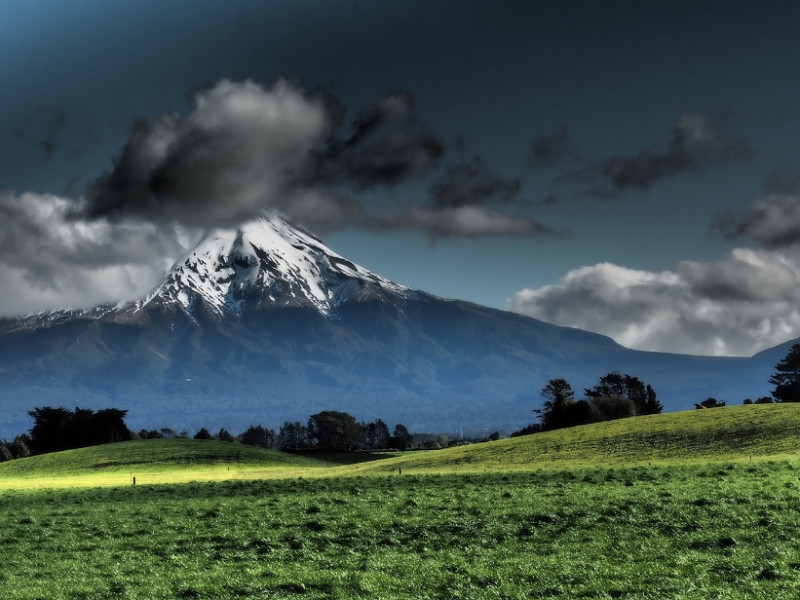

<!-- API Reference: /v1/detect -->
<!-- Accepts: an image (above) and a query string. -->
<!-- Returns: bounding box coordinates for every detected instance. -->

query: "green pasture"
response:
[2,404,800,598]
[3,462,800,599]
[354,403,800,475]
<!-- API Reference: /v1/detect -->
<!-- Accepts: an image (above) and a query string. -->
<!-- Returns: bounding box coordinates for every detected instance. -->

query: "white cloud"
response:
[86,79,334,228]
[0,192,196,316]
[507,247,800,356]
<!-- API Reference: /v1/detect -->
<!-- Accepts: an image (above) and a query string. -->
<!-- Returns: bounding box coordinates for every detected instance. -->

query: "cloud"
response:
[715,193,800,247]
[565,113,751,195]
[0,193,195,316]
[84,80,445,232]
[85,79,333,228]
[527,126,580,169]
[430,157,520,209]
[367,205,562,239]
[364,157,563,238]
[82,78,558,239]
[507,247,800,356]
[715,173,800,247]
[317,91,444,188]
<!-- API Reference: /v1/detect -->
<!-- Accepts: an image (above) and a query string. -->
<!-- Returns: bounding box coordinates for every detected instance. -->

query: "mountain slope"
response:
[0,213,782,437]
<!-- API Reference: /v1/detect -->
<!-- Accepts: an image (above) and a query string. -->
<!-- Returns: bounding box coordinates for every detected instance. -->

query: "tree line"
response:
[197,411,415,452]
[0,407,415,461]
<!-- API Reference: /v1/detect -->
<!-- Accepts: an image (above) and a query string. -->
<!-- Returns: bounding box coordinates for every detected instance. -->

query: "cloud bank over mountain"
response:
[508,232,800,357]
[0,192,195,316]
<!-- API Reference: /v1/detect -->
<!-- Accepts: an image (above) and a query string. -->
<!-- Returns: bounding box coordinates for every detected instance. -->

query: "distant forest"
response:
[0,407,425,460]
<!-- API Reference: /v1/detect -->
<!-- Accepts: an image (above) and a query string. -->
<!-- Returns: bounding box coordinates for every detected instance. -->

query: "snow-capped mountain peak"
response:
[137,212,407,317]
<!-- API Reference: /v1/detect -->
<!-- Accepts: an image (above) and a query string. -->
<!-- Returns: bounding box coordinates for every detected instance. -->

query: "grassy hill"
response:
[350,403,800,475]
[3,403,800,489]
[0,438,344,488]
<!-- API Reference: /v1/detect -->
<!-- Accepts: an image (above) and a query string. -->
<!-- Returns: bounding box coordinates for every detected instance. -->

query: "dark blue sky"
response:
[3,0,800,356]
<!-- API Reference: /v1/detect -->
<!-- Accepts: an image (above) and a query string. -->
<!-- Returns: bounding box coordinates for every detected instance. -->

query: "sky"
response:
[3,0,800,357]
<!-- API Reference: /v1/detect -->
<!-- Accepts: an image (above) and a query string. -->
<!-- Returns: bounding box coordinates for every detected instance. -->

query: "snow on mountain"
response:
[0,212,409,333]
[134,213,407,318]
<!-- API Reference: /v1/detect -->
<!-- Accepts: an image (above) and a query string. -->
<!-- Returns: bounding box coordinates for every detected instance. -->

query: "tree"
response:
[591,395,636,421]
[307,411,361,450]
[139,429,164,439]
[27,407,71,454]
[389,424,413,449]
[278,421,309,450]
[536,378,575,430]
[363,419,391,449]
[27,406,129,454]
[90,409,130,445]
[240,425,276,449]
[194,428,212,440]
[585,372,662,416]
[770,343,800,402]
[641,385,663,415]
[8,436,30,459]
[217,428,235,442]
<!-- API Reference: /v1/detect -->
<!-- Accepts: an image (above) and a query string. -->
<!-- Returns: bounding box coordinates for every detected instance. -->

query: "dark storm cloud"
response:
[430,157,520,209]
[362,156,564,239]
[82,78,552,238]
[715,194,800,247]
[527,126,580,169]
[713,172,800,247]
[565,113,752,196]
[318,92,444,188]
[84,80,444,231]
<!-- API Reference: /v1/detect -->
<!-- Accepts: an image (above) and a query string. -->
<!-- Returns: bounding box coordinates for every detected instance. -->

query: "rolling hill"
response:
[3,403,800,489]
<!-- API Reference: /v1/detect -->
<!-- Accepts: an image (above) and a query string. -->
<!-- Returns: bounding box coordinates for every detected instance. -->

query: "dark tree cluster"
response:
[268,412,412,451]
[27,407,131,455]
[526,371,663,434]
[770,343,800,403]
[0,435,31,462]
[239,425,276,448]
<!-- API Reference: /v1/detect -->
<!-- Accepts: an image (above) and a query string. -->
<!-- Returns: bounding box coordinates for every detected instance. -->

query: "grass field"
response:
[0,438,396,489]
[3,404,800,598]
[353,403,800,475]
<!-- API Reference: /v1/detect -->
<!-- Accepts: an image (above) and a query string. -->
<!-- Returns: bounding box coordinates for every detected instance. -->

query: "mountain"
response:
[0,213,784,437]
